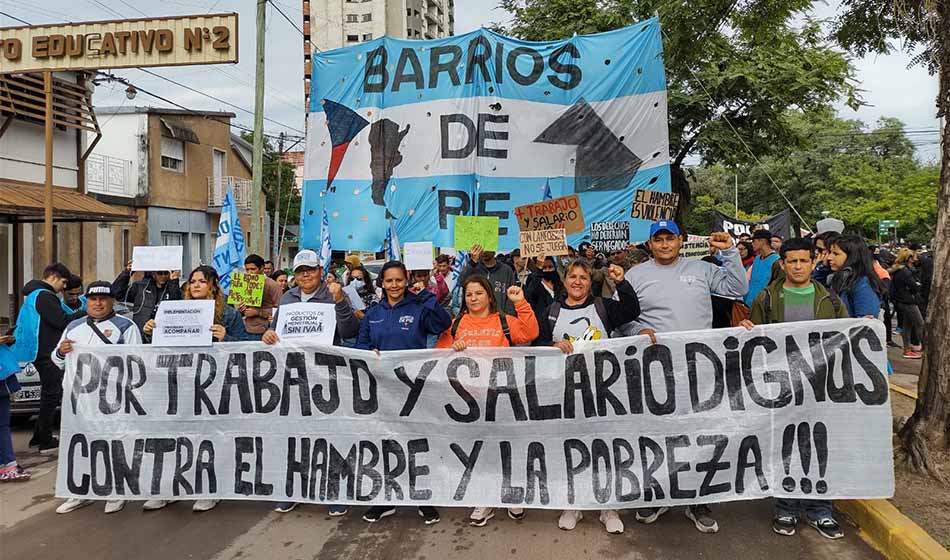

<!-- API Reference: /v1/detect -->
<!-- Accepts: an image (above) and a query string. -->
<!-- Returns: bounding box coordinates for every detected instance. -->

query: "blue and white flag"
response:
[385,219,400,261]
[212,184,246,294]
[542,178,553,201]
[319,206,332,272]
[301,18,670,251]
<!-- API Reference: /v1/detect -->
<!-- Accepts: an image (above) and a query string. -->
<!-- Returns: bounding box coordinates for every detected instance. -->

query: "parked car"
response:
[10,362,41,419]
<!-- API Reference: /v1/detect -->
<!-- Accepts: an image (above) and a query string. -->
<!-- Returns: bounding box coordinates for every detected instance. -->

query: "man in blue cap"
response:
[622,219,749,534]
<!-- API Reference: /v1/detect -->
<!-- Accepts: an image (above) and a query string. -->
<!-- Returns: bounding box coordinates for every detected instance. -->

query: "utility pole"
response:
[272,132,284,264]
[734,174,739,218]
[44,71,54,264]
[250,0,267,255]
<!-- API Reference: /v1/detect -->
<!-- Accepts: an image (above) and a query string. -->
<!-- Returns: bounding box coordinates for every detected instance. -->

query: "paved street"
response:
[1,429,882,560]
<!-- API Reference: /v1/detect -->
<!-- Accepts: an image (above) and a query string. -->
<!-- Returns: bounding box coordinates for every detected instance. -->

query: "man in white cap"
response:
[262,249,361,515]
[52,281,141,515]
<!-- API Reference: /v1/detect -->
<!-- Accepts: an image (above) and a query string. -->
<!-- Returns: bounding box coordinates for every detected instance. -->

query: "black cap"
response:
[751,229,772,241]
[84,280,114,298]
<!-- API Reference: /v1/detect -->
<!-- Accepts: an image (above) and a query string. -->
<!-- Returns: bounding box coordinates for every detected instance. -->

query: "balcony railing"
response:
[86,154,135,197]
[208,176,252,212]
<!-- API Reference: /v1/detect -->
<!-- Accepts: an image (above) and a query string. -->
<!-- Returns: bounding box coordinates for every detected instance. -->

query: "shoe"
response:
[685,504,719,533]
[807,517,844,539]
[0,464,30,482]
[418,506,440,525]
[104,500,126,514]
[507,508,525,520]
[142,499,174,511]
[363,506,396,523]
[328,505,348,517]
[274,502,298,513]
[470,507,495,527]
[887,340,900,348]
[56,498,94,514]
[558,510,583,530]
[902,350,922,359]
[38,436,59,455]
[599,509,624,534]
[193,499,219,512]
[912,345,922,352]
[635,506,669,524]
[772,514,798,536]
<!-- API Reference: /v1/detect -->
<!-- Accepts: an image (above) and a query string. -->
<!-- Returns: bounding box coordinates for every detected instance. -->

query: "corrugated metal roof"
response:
[160,118,200,144]
[0,182,137,222]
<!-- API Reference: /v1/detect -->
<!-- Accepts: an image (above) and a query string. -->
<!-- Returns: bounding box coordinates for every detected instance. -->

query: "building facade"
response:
[88,107,255,283]
[304,0,455,107]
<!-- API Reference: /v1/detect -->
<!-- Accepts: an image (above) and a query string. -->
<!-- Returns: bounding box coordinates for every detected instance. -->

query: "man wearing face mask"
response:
[460,244,518,315]
[524,256,566,319]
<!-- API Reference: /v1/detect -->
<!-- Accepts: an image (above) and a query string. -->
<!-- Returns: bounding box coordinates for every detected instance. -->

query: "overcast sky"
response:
[2,0,940,161]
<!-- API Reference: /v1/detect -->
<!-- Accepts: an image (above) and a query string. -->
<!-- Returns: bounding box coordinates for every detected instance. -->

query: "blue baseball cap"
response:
[649,220,681,238]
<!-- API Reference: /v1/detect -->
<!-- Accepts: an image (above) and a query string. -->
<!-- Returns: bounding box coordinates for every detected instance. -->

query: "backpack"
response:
[760,287,842,324]
[450,312,513,346]
[546,297,611,333]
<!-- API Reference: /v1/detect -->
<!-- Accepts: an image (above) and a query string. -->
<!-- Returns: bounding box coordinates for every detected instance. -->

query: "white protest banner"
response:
[520,228,569,258]
[151,300,215,347]
[681,234,711,260]
[55,319,894,508]
[590,222,630,253]
[343,284,366,311]
[274,303,336,344]
[132,246,183,272]
[404,242,434,271]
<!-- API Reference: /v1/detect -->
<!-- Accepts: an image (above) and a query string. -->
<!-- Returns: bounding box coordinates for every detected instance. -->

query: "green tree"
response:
[498,0,860,223]
[241,131,300,225]
[832,0,950,476]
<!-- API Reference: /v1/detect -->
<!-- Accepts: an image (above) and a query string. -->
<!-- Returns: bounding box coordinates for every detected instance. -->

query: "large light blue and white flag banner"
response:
[212,184,247,294]
[301,18,670,251]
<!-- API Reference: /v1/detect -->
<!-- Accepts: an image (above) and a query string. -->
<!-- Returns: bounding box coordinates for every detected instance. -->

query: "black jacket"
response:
[112,270,183,332]
[22,280,85,365]
[889,265,919,305]
[523,270,565,319]
[535,279,640,345]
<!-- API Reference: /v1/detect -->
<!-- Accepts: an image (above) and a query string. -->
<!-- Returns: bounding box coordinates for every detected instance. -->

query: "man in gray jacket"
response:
[622,219,748,535]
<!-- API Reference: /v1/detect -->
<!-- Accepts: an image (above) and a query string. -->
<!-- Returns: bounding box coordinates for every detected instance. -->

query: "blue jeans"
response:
[0,393,14,465]
[775,498,833,521]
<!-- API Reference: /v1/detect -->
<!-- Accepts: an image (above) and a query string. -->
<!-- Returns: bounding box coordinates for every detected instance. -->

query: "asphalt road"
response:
[1,430,882,560]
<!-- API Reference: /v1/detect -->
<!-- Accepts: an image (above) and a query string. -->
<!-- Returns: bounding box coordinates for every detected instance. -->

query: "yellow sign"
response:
[0,13,238,73]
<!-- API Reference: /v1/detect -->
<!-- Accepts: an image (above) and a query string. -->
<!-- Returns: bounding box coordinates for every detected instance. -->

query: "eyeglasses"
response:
[295,268,318,276]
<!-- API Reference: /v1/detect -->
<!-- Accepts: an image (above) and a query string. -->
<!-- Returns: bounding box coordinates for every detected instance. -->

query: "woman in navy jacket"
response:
[356,261,451,525]
[827,236,885,318]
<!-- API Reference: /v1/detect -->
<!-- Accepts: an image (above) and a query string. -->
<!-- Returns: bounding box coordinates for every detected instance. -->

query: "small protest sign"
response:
[630,189,680,221]
[514,194,585,234]
[590,222,630,253]
[227,273,265,307]
[274,302,336,344]
[404,242,434,271]
[520,228,569,258]
[343,283,366,311]
[680,234,710,260]
[454,216,499,252]
[151,300,215,347]
[131,246,182,272]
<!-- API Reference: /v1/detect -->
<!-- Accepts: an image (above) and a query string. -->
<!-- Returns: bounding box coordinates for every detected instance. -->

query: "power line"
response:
[116,0,149,17]
[267,0,304,36]
[0,11,31,26]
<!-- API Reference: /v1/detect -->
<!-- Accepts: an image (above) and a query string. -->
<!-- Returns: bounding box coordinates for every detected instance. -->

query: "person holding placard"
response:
[357,261,451,526]
[435,277,539,527]
[113,261,182,335]
[523,256,565,319]
[533,260,638,535]
[461,245,518,315]
[262,249,360,516]
[52,281,141,515]
[236,255,284,341]
[345,265,378,318]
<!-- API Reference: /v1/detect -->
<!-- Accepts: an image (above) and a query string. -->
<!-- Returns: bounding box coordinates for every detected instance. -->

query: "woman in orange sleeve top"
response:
[435,275,539,526]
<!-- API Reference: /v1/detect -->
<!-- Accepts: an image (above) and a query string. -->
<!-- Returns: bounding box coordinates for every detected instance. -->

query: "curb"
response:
[837,499,949,559]
[890,384,919,400]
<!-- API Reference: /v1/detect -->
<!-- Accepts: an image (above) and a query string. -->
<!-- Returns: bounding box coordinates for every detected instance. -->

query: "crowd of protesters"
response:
[0,216,932,539]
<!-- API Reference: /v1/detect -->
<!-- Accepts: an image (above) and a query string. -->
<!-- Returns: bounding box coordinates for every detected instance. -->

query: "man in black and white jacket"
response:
[51,281,141,516]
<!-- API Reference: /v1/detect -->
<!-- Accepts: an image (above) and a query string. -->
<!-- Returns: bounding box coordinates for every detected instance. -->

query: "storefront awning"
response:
[0,182,137,223]
[160,118,200,144]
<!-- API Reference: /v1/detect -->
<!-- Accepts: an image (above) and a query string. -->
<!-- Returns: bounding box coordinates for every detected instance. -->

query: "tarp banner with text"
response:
[56,319,893,508]
[714,210,792,240]
[301,18,671,252]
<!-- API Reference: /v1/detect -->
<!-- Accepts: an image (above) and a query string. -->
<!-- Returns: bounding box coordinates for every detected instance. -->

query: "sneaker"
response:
[274,502,298,513]
[558,510,583,530]
[328,505,348,517]
[142,499,174,511]
[56,498,93,514]
[507,508,526,520]
[38,436,59,455]
[912,345,922,353]
[469,507,495,527]
[635,506,669,524]
[193,499,219,512]
[104,500,126,514]
[807,517,844,540]
[599,509,624,534]
[363,506,396,523]
[0,464,30,482]
[902,350,922,359]
[685,504,719,533]
[418,506,440,525]
[772,514,798,536]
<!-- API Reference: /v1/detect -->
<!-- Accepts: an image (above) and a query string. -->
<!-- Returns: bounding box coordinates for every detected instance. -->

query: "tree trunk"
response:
[896,13,950,477]
[671,163,691,229]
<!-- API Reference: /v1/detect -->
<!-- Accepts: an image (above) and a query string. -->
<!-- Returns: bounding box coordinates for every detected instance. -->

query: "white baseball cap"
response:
[816,218,845,234]
[292,249,320,272]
